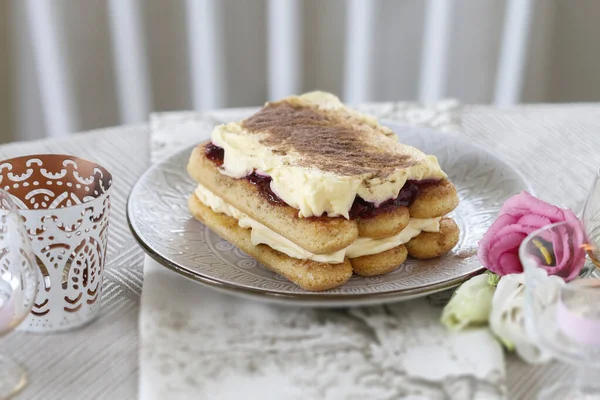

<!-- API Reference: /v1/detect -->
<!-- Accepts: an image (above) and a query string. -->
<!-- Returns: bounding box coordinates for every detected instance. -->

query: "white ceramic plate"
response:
[127,122,532,307]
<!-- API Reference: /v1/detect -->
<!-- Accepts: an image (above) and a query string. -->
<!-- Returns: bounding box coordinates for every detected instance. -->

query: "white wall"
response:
[548,0,600,102]
[0,0,599,143]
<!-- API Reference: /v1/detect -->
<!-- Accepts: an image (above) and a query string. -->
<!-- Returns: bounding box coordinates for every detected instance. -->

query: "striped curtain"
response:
[9,0,555,141]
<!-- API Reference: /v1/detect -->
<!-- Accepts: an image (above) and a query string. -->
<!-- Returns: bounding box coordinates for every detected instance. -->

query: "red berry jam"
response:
[205,142,224,166]
[246,173,286,206]
[349,180,420,219]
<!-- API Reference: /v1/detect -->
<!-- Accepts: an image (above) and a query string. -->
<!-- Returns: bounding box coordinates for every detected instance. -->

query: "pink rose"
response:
[477,192,584,280]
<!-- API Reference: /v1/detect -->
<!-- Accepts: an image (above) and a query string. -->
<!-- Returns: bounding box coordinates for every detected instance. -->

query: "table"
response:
[2,127,148,400]
[3,104,600,399]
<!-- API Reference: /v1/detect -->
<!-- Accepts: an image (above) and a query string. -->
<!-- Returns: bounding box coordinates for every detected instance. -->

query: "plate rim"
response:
[127,122,534,306]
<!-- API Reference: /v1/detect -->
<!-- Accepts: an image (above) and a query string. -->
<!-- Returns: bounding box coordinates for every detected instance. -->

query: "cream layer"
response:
[194,183,440,264]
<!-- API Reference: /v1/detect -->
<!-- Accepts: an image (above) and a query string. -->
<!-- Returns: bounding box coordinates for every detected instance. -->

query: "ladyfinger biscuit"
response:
[188,143,359,254]
[405,217,459,259]
[408,179,459,219]
[189,195,353,291]
[357,206,410,239]
[350,245,408,277]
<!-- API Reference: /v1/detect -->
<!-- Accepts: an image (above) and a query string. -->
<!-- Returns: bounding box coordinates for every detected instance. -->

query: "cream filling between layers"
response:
[211,91,447,219]
[194,184,441,264]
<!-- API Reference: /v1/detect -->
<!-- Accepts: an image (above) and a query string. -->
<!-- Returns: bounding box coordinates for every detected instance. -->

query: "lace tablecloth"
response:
[2,102,600,399]
[143,101,506,400]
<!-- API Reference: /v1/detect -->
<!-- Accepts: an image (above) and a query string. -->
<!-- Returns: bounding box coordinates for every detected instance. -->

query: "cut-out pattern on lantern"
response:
[0,155,112,332]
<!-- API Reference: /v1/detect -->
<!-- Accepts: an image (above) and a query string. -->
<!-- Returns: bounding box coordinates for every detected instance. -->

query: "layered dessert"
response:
[187,91,460,291]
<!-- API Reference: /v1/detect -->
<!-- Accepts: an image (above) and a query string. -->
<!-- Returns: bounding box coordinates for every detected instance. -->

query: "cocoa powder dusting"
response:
[242,101,417,176]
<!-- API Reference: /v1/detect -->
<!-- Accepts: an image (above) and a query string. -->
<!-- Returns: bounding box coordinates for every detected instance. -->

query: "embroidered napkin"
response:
[140,101,506,400]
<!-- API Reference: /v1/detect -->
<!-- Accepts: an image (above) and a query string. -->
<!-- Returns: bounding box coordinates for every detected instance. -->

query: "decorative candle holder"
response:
[0,155,112,332]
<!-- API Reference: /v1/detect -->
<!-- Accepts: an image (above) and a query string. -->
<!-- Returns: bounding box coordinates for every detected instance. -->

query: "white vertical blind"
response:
[24,0,77,137]
[494,0,534,106]
[418,0,454,102]
[186,0,225,110]
[343,0,376,104]
[267,0,303,100]
[107,0,152,124]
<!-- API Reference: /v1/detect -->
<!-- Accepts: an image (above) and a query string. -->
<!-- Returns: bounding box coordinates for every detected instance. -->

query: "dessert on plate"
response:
[187,91,460,291]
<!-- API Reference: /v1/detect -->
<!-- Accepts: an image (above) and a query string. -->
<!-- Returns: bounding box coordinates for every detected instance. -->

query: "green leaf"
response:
[486,271,501,288]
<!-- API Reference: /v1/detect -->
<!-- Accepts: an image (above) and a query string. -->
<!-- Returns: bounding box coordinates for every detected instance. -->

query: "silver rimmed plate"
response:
[128,122,532,307]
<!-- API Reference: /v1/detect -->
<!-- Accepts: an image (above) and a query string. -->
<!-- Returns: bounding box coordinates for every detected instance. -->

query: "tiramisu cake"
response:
[187,92,460,291]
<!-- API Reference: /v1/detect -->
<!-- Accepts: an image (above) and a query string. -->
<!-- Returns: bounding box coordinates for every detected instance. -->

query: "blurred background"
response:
[0,0,599,143]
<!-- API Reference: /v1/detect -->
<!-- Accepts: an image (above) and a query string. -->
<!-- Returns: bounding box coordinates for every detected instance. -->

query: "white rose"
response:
[489,272,564,364]
[441,273,497,331]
